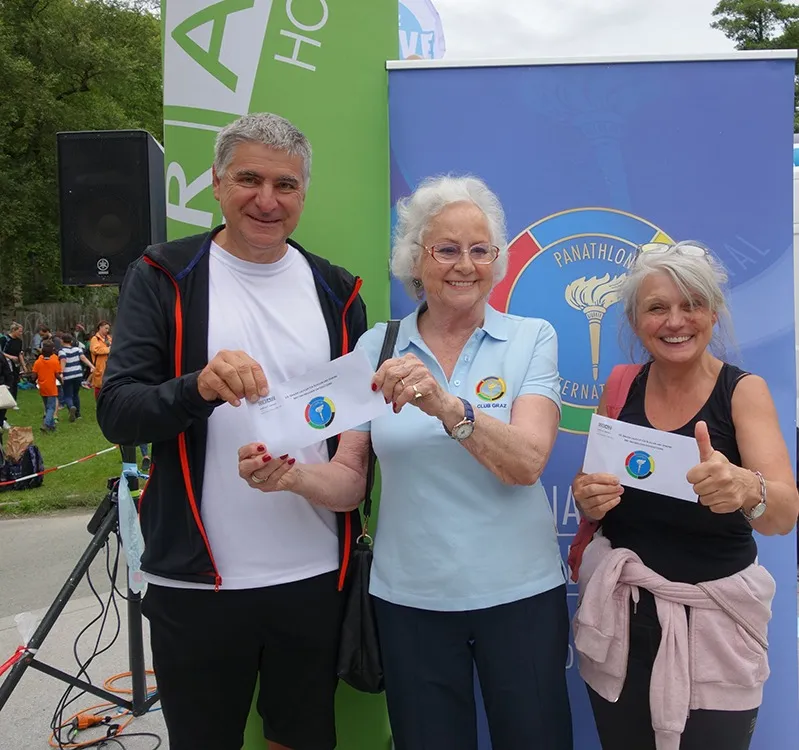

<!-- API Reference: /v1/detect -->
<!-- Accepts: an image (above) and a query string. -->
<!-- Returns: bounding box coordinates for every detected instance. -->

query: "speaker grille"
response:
[57,130,165,285]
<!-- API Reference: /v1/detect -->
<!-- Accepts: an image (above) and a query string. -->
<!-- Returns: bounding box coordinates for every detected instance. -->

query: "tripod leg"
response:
[0,502,119,712]
[127,589,149,715]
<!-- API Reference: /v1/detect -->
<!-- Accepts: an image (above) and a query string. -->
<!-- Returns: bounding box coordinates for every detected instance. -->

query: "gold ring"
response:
[412,384,423,400]
[251,473,265,484]
[399,378,406,388]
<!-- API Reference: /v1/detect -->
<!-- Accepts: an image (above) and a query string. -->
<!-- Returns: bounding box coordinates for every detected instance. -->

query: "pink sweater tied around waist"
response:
[573,536,775,750]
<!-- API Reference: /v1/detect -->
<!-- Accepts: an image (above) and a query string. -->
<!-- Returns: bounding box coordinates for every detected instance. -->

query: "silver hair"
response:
[391,175,509,300]
[213,112,312,187]
[9,322,21,332]
[620,242,735,359]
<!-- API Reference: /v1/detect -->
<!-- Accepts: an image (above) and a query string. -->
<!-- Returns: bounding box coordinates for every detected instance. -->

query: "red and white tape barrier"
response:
[0,446,118,488]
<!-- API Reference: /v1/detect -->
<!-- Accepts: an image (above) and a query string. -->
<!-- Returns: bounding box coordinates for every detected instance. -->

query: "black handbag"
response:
[337,320,399,694]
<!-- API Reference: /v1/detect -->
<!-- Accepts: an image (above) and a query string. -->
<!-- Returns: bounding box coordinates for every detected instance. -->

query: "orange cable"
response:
[47,669,157,749]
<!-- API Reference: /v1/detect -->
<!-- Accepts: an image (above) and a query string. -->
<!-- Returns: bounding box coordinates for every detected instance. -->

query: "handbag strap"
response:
[362,320,400,527]
[605,364,642,419]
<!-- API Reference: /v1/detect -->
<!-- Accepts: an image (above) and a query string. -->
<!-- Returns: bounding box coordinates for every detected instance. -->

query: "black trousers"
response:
[587,591,758,750]
[374,585,573,750]
[142,571,344,750]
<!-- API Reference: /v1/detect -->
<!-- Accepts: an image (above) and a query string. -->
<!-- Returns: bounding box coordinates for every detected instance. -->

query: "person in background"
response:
[88,321,149,468]
[3,323,25,406]
[571,241,799,750]
[238,175,573,750]
[32,340,62,432]
[74,324,92,388]
[31,325,47,354]
[90,321,111,399]
[51,331,65,411]
[59,333,94,421]
[139,444,151,473]
[0,343,15,435]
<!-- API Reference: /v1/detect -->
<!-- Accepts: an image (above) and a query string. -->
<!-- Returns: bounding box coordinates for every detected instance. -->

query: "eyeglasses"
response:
[632,240,710,267]
[424,242,500,265]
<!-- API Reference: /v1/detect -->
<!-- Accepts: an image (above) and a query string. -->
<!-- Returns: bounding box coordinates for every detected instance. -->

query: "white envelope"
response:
[247,349,390,454]
[583,413,700,503]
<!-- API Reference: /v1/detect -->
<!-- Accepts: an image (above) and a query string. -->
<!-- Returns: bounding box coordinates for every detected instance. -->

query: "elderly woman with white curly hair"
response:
[237,175,573,749]
[571,241,799,750]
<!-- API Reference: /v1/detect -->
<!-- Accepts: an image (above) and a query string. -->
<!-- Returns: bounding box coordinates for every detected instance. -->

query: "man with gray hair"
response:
[97,112,368,750]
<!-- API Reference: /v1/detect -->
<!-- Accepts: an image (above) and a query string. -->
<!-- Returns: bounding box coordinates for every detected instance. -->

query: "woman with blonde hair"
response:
[572,241,798,750]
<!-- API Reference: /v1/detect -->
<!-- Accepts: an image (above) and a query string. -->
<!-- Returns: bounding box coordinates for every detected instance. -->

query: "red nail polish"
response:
[393,402,399,413]
[288,458,296,466]
[263,455,271,463]
[371,383,377,392]
[279,454,288,460]
[256,445,265,453]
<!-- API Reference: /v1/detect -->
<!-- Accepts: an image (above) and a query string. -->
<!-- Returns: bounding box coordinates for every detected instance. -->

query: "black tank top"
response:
[601,362,757,584]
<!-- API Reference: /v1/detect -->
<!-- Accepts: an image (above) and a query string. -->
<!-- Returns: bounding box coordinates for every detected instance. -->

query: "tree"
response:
[712,0,799,46]
[712,0,799,129]
[0,0,162,310]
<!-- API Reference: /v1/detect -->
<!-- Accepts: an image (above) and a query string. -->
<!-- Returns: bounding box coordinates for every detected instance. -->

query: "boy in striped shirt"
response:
[59,333,95,422]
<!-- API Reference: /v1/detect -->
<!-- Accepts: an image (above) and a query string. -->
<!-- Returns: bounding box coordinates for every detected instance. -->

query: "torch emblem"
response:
[491,207,674,434]
[565,274,625,381]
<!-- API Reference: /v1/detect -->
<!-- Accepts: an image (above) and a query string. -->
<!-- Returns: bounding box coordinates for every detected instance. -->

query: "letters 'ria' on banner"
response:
[161,1,396,748]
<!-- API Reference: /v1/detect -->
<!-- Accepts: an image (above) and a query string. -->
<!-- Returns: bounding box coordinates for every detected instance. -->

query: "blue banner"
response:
[388,55,797,749]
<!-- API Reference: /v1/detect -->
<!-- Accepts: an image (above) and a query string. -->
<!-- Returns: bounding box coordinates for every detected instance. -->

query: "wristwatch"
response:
[444,397,475,442]
[741,470,767,522]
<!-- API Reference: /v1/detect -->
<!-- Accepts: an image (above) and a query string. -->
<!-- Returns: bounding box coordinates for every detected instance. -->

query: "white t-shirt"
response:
[146,241,339,590]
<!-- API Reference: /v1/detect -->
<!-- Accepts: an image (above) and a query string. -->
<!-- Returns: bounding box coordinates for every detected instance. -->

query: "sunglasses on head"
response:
[632,240,711,267]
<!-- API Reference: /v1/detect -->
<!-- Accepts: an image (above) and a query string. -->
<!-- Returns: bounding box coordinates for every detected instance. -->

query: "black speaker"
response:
[57,130,166,285]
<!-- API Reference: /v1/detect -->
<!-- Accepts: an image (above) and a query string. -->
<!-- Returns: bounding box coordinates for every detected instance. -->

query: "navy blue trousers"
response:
[374,584,573,750]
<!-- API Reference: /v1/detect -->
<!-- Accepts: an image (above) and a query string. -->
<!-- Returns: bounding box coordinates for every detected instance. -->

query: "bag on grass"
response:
[1,444,44,491]
[6,426,33,462]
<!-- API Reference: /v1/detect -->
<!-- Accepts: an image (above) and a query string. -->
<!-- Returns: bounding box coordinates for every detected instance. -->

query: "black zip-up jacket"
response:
[97,226,367,590]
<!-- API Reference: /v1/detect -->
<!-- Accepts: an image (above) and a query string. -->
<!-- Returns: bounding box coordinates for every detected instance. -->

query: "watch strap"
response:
[741,470,767,521]
[444,397,474,437]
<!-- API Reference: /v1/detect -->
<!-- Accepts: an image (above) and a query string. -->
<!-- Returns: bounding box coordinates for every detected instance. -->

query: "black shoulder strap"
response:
[363,321,400,521]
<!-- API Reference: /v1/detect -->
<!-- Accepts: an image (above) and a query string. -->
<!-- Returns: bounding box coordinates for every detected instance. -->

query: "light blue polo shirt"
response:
[353,304,565,612]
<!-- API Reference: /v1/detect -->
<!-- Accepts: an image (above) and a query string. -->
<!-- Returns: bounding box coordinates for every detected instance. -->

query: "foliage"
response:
[712,0,799,46]
[0,0,162,307]
[712,0,799,129]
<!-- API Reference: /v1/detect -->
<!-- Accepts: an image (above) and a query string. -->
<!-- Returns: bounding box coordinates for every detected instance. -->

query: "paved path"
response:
[0,511,167,749]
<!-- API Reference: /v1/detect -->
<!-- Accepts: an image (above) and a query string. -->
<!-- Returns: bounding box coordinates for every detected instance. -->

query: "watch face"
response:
[748,502,767,520]
[453,422,474,441]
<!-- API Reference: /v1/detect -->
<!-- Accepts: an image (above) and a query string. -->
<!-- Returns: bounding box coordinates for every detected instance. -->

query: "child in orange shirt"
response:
[32,341,62,432]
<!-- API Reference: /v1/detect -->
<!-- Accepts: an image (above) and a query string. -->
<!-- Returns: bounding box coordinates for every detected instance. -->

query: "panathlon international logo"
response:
[625,450,655,480]
[305,396,335,430]
[476,376,506,402]
[490,208,674,434]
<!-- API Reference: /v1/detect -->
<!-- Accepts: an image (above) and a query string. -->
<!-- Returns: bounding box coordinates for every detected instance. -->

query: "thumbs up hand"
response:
[694,420,716,463]
[686,421,749,513]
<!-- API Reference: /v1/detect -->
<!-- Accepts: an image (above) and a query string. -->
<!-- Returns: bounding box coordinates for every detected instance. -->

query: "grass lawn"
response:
[0,386,130,515]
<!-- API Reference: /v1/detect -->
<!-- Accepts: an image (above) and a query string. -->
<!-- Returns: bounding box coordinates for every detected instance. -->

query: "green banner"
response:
[161,1,395,747]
